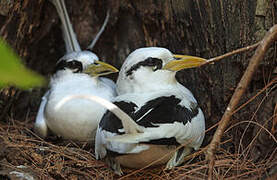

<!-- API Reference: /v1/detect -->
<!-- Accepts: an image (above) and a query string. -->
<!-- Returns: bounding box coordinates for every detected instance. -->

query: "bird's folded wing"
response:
[106,95,203,145]
[34,90,50,137]
[35,91,50,124]
[105,122,194,145]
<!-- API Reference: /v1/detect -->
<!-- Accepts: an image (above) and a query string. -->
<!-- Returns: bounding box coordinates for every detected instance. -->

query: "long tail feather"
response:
[50,0,81,52]
[105,133,145,143]
[87,9,110,50]
[54,94,143,134]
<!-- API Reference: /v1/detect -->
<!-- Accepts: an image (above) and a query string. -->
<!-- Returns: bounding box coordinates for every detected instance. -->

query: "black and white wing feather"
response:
[95,94,205,158]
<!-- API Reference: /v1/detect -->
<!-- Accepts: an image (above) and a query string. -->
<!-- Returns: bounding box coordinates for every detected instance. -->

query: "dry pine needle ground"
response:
[0,115,276,179]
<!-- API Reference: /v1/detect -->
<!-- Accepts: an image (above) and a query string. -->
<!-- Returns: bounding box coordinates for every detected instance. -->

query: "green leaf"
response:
[0,38,45,89]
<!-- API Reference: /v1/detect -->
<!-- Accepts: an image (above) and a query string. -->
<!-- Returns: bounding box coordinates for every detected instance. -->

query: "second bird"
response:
[34,0,118,141]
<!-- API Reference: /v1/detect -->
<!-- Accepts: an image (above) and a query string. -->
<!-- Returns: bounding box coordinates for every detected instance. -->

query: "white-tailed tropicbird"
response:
[95,47,206,175]
[34,0,118,141]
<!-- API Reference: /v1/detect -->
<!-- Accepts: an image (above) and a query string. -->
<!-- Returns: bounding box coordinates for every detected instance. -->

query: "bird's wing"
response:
[34,90,50,138]
[50,0,81,52]
[105,95,205,149]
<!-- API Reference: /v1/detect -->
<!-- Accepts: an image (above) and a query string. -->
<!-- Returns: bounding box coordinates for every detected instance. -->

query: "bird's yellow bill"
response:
[163,54,207,71]
[84,60,118,77]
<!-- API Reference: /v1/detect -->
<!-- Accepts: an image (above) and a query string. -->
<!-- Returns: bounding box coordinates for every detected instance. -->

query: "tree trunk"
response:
[0,0,276,176]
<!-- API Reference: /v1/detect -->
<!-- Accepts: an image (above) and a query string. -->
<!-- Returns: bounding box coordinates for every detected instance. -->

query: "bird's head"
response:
[116,47,206,94]
[54,50,118,77]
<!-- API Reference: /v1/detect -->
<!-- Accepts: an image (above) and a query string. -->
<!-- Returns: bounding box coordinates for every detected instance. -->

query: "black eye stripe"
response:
[55,60,67,72]
[55,60,83,73]
[174,57,182,60]
[125,57,163,76]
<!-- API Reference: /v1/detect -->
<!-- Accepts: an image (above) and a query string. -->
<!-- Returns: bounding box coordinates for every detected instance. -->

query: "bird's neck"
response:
[51,70,99,85]
[53,69,75,78]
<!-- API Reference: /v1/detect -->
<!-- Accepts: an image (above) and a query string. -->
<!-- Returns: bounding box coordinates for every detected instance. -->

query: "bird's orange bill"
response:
[84,60,118,77]
[163,55,207,71]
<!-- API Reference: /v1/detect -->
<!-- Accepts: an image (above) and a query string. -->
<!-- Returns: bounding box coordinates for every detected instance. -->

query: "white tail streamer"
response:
[50,0,110,52]
[50,0,81,52]
[55,95,143,134]
[87,9,110,50]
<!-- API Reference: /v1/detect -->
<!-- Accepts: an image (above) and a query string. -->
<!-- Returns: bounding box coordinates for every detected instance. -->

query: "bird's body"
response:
[34,0,117,141]
[97,88,204,168]
[44,69,116,141]
[95,47,206,174]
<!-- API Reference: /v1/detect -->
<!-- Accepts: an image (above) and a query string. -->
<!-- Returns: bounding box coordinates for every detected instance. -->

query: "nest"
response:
[0,118,276,180]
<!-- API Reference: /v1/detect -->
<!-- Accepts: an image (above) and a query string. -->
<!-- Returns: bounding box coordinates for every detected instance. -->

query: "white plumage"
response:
[95,47,206,175]
[34,0,117,141]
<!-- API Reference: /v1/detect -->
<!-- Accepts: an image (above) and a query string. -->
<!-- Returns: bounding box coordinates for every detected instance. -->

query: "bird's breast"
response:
[115,144,177,169]
[44,75,115,141]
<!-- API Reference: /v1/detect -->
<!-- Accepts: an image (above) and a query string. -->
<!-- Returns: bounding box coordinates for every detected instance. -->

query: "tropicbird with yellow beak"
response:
[95,47,206,175]
[34,0,118,141]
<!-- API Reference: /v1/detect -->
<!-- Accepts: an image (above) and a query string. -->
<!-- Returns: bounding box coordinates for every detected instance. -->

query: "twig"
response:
[201,42,260,66]
[232,77,277,115]
[272,102,277,134]
[206,24,277,180]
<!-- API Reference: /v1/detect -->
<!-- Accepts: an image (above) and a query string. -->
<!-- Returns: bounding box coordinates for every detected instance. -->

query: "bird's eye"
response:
[55,60,67,72]
[68,60,83,73]
[68,61,73,67]
[67,60,76,67]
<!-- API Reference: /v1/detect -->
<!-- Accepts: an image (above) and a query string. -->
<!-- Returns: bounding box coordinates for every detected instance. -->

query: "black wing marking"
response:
[99,101,137,134]
[133,96,199,127]
[99,96,199,145]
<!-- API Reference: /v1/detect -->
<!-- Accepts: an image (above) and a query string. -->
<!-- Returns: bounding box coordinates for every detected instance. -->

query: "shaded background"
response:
[0,0,276,176]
